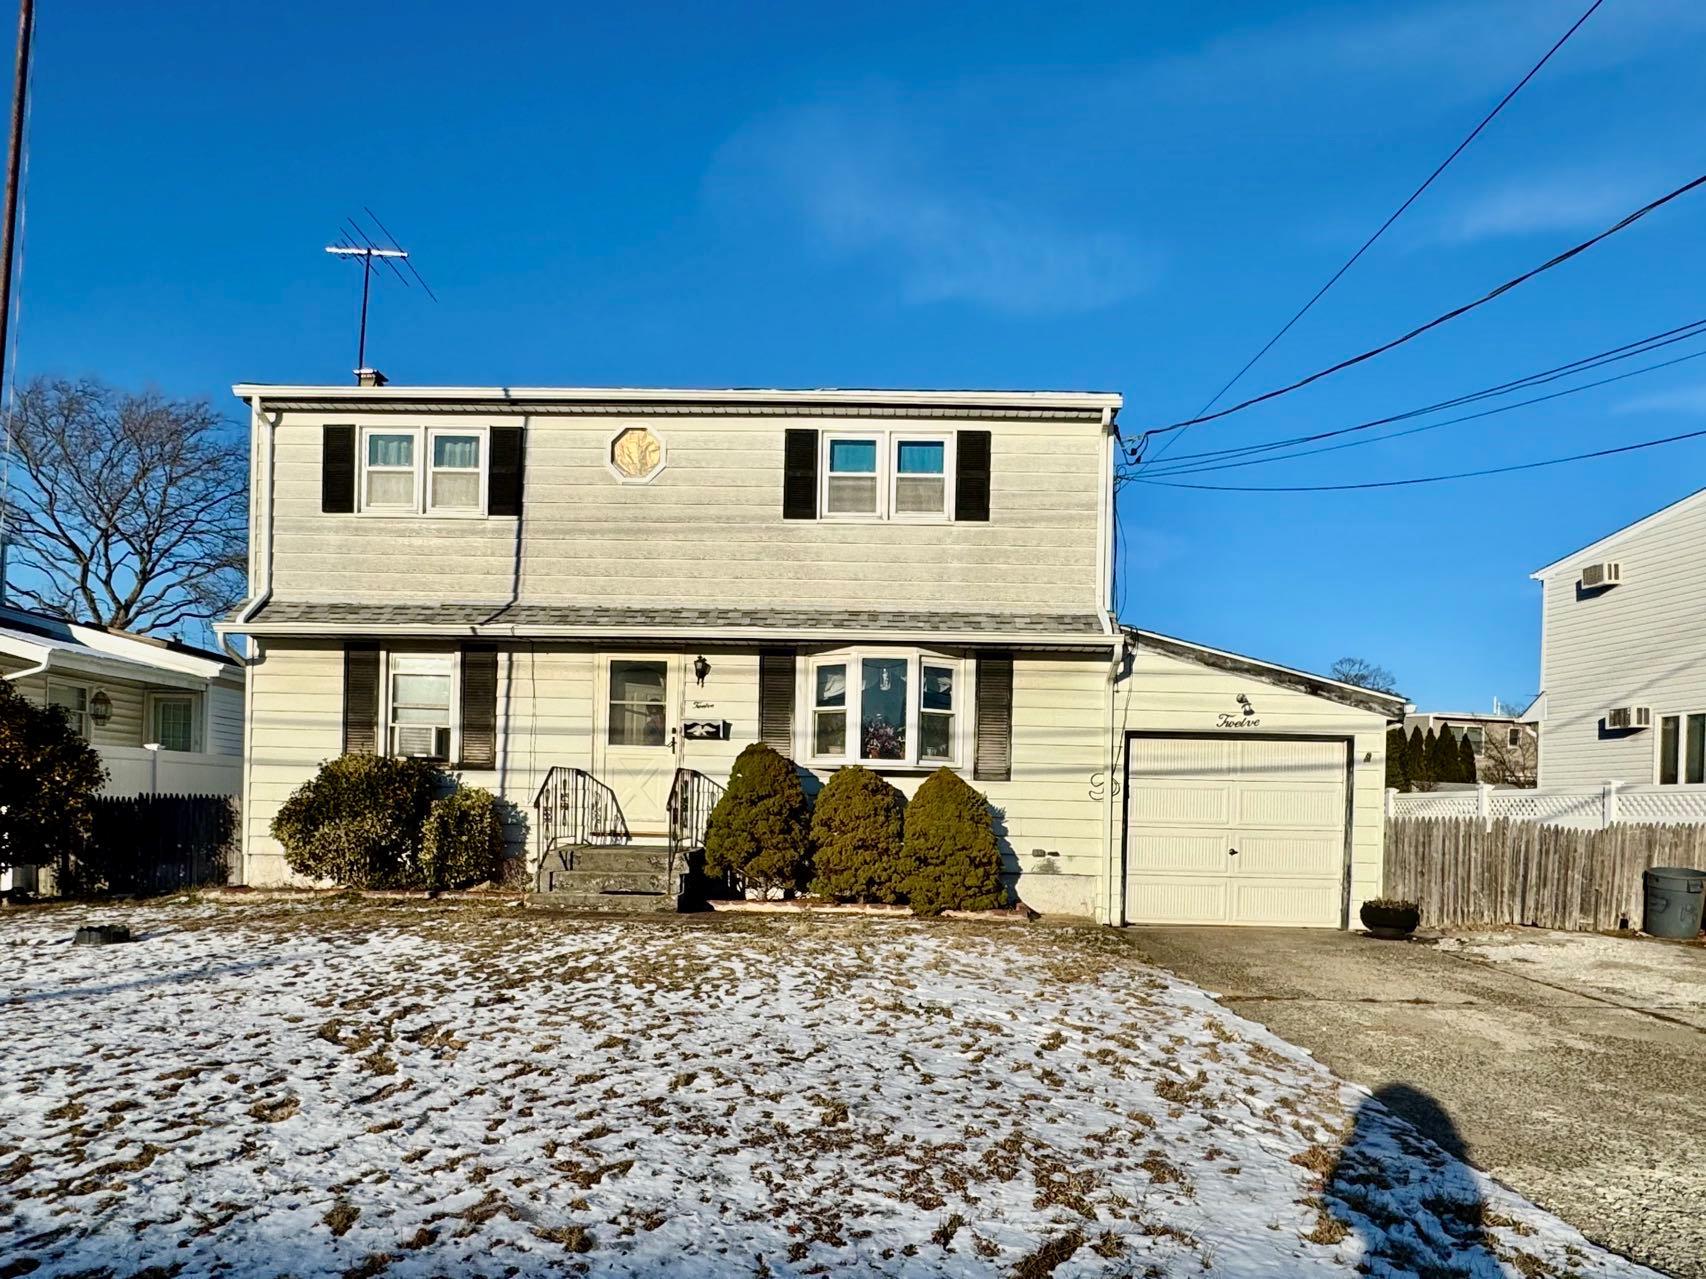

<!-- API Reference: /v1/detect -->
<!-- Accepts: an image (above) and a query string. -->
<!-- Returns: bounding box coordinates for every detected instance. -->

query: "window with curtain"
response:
[1658,713,1706,785]
[893,440,947,516]
[152,695,198,752]
[861,657,908,760]
[364,432,416,509]
[608,660,668,747]
[387,654,454,759]
[813,663,847,756]
[920,663,955,760]
[825,437,879,516]
[429,432,482,512]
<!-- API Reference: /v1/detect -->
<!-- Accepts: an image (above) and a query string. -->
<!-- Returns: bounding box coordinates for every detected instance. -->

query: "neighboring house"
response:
[1530,486,1706,789]
[216,382,1403,927]
[1403,709,1538,787]
[1,603,244,795]
[0,603,244,895]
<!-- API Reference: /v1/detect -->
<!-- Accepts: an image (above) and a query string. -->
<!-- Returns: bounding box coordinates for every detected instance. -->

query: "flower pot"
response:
[1359,901,1420,939]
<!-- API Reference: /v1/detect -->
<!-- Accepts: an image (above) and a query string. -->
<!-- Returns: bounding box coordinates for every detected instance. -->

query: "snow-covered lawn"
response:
[0,901,1655,1278]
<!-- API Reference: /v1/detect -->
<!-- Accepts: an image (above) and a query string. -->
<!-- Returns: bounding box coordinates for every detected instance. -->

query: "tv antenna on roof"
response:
[325,208,437,382]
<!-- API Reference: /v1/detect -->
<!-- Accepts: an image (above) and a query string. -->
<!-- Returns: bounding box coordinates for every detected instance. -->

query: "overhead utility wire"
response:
[1130,168,1706,450]
[1145,0,1606,466]
[1139,345,1706,478]
[1138,317,1706,472]
[1130,427,1706,494]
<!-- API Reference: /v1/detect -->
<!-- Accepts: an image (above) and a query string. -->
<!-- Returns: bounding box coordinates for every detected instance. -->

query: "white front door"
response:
[595,655,679,841]
[1124,735,1348,927]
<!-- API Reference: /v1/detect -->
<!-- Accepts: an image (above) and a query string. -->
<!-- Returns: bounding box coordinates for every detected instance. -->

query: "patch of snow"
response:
[0,903,1662,1277]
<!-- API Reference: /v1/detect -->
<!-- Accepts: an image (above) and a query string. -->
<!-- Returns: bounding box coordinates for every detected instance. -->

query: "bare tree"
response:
[2,378,247,635]
[1329,656,1399,694]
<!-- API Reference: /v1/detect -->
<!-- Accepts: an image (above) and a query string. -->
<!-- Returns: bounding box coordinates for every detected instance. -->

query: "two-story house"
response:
[218,382,1400,926]
[1530,485,1706,789]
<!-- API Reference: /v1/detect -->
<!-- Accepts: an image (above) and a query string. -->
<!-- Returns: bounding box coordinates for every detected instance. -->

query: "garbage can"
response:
[1643,866,1706,939]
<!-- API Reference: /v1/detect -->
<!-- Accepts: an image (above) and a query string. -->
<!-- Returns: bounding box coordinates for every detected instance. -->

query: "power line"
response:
[1129,168,1706,452]
[1146,0,1605,466]
[1129,426,1706,494]
[1138,317,1706,473]
[1140,345,1706,478]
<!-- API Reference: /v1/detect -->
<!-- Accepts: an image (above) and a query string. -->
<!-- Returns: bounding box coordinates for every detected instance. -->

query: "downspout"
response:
[1097,405,1121,924]
[221,396,275,667]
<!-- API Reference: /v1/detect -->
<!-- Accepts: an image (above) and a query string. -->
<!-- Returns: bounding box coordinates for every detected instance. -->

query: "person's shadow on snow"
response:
[1326,1083,1506,1278]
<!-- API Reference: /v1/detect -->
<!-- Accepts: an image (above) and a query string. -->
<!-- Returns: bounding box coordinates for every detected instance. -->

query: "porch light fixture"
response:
[89,689,113,727]
[693,655,711,686]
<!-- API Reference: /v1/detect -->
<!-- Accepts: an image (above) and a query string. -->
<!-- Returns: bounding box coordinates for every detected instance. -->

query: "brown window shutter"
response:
[758,649,796,757]
[782,429,818,520]
[955,429,991,522]
[342,643,380,755]
[458,646,499,769]
[487,426,525,517]
[973,652,1013,781]
[322,424,356,513]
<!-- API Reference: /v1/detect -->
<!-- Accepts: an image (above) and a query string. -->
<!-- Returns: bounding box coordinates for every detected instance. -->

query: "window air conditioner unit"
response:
[1580,561,1621,589]
[1605,705,1651,731]
[392,725,445,757]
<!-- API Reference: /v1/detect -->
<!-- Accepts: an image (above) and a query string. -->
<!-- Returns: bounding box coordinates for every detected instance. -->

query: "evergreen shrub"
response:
[900,767,1003,915]
[808,765,907,902]
[703,742,811,895]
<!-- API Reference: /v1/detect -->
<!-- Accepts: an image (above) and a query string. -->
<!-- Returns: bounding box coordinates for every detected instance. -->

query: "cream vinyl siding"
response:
[265,413,1105,614]
[1535,494,1706,788]
[1112,648,1389,922]
[241,642,1112,915]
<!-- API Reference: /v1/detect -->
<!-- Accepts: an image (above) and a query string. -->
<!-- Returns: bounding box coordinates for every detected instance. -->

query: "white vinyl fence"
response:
[1388,782,1706,830]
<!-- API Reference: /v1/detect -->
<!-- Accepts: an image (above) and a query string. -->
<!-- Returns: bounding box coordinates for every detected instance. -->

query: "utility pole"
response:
[0,0,31,393]
[0,0,33,603]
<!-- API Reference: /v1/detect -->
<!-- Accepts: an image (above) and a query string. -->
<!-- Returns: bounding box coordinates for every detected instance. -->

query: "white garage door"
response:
[1124,736,1347,927]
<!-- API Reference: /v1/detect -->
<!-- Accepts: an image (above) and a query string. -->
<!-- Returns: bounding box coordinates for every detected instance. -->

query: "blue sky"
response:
[12,0,1706,708]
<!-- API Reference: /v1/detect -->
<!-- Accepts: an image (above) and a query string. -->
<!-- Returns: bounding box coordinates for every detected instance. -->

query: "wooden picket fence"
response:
[1385,816,1706,932]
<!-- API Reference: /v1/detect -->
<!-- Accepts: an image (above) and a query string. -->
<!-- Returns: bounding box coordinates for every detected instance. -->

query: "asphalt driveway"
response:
[1126,925,1706,1279]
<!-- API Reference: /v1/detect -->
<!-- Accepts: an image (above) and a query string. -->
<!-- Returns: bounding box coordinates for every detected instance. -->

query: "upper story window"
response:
[808,649,962,768]
[1658,712,1706,785]
[358,426,488,517]
[820,432,954,522]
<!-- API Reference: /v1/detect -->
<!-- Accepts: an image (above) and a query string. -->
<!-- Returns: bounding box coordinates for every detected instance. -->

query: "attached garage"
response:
[1115,631,1404,929]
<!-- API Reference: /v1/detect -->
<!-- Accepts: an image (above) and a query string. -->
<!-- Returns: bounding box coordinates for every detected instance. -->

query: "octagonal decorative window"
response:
[608,426,665,483]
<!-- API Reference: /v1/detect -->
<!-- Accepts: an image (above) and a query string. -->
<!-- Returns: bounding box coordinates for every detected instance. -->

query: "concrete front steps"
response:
[530,844,682,913]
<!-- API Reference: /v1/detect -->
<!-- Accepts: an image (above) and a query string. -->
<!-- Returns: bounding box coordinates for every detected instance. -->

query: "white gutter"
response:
[2,650,48,681]
[232,383,1125,413]
[221,397,274,666]
[1096,406,1116,637]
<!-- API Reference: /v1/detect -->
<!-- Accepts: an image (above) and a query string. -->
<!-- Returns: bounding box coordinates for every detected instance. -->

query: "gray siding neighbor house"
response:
[1531,486,1706,789]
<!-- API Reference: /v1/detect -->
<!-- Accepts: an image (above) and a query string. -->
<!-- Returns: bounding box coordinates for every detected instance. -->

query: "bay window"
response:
[808,650,962,767]
[1658,712,1706,785]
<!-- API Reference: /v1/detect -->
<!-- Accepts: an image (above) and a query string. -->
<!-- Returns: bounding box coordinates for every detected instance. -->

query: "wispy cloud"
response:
[706,104,1156,316]
[1424,169,1655,246]
[1614,385,1706,416]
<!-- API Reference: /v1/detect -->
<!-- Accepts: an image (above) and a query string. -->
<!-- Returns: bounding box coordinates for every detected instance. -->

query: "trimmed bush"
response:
[421,787,508,889]
[900,767,1003,915]
[271,754,443,887]
[809,766,907,903]
[0,679,106,877]
[704,742,810,895]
